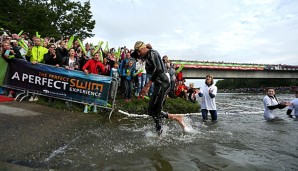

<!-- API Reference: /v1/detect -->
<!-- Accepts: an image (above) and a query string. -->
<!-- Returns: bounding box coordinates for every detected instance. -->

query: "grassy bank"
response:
[36,95,199,115]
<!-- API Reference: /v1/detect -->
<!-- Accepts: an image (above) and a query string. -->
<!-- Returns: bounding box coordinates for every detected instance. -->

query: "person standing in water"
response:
[135,41,185,135]
[286,91,298,119]
[263,87,291,121]
[195,74,218,122]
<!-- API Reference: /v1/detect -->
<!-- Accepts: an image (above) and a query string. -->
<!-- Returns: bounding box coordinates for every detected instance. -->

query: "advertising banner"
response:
[3,59,111,106]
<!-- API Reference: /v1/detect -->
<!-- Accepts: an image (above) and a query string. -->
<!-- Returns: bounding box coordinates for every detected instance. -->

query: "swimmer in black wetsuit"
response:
[134,41,185,135]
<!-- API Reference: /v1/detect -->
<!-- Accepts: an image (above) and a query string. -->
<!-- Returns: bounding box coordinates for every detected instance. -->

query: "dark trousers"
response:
[148,81,170,131]
[120,76,126,95]
[201,109,217,121]
[124,79,133,99]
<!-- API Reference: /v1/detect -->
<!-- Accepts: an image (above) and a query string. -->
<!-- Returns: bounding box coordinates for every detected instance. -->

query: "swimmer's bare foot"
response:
[168,114,186,129]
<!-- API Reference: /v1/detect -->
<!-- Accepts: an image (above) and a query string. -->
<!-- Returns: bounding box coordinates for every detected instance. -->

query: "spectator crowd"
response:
[0,29,197,104]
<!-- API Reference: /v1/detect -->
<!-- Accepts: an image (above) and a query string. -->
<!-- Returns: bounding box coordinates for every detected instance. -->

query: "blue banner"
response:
[3,59,112,106]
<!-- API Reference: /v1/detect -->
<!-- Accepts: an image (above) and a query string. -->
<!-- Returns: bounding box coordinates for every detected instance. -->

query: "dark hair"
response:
[266,87,275,92]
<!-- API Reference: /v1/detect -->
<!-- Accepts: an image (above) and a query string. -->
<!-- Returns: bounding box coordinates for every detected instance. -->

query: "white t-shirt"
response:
[288,98,298,116]
[68,58,75,70]
[263,95,279,120]
[135,60,146,74]
[197,84,217,110]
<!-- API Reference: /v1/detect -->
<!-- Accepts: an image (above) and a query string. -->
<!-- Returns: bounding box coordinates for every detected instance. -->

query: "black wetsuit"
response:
[144,49,170,133]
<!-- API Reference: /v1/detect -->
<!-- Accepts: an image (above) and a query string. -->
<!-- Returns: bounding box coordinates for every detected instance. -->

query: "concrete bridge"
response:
[171,60,298,79]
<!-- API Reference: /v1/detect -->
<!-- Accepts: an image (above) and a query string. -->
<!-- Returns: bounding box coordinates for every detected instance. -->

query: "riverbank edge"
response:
[35,95,200,115]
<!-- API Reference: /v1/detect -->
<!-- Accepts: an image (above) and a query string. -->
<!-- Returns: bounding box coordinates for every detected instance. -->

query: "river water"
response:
[43,93,297,171]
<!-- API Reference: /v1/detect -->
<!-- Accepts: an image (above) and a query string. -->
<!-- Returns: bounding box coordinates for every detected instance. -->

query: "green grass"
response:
[36,95,199,115]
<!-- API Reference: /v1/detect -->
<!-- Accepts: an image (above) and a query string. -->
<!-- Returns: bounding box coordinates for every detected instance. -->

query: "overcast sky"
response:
[84,0,298,66]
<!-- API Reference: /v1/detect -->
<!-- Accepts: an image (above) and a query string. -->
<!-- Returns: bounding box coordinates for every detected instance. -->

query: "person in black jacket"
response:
[61,48,80,70]
[44,44,60,67]
[55,41,68,65]
[135,41,185,135]
[10,40,23,59]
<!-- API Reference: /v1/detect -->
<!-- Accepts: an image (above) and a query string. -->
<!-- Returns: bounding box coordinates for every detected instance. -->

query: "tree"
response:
[0,0,95,40]
[48,0,95,39]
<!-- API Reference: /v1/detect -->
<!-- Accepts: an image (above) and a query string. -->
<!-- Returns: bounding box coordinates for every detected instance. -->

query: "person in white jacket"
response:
[263,87,291,121]
[196,74,218,122]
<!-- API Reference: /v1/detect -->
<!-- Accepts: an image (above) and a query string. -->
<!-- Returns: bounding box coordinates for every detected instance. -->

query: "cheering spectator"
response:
[102,57,111,76]
[82,52,106,113]
[28,38,48,101]
[123,60,135,102]
[43,41,49,48]
[55,40,68,65]
[44,44,60,67]
[187,83,196,103]
[73,40,80,51]
[135,58,146,97]
[62,48,80,70]
[1,42,17,61]
[30,38,48,64]
[176,69,183,82]
[119,51,134,95]
[10,39,22,59]
[107,52,115,69]
[168,63,176,98]
[82,52,106,75]
[175,80,188,99]
[110,62,121,99]
[85,43,92,59]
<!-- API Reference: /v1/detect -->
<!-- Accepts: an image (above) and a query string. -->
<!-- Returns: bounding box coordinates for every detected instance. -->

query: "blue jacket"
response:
[123,66,135,81]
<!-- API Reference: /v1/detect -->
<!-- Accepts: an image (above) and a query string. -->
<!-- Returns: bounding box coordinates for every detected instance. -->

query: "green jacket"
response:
[30,45,48,63]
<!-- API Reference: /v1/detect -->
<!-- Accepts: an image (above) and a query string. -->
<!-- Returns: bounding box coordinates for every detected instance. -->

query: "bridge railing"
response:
[171,60,298,71]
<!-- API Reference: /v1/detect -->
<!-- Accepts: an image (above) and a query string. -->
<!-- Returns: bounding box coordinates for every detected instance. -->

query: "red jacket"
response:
[82,60,106,75]
[175,84,188,97]
[176,71,183,81]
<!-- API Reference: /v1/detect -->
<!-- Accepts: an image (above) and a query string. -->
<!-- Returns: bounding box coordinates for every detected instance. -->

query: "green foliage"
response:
[216,79,298,89]
[0,0,95,39]
[36,96,199,115]
[163,97,199,114]
[115,97,199,114]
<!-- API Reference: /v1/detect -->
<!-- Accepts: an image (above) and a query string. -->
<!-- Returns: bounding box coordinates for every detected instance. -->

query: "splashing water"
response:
[10,93,298,171]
